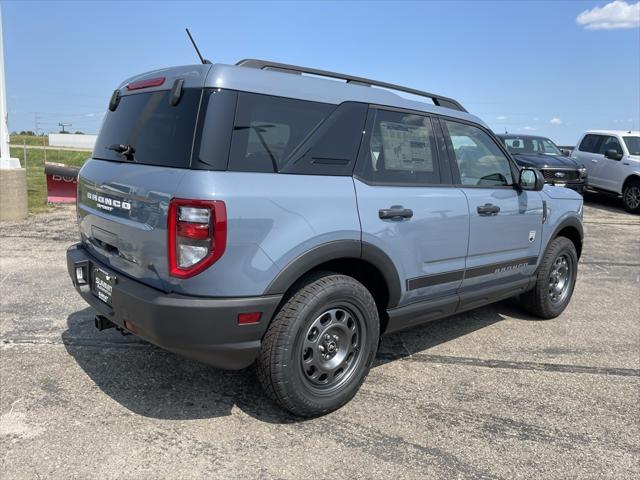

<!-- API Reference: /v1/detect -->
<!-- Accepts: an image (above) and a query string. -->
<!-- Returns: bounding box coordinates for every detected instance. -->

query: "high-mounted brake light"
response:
[126,76,166,91]
[168,198,227,279]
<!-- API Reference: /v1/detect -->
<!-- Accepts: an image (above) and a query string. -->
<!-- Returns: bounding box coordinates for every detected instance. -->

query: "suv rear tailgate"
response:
[78,160,186,291]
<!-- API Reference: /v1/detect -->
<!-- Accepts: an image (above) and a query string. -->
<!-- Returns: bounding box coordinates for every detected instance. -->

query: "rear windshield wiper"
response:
[107,143,136,161]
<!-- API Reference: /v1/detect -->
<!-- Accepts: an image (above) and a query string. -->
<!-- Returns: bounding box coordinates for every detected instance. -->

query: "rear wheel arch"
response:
[263,241,401,332]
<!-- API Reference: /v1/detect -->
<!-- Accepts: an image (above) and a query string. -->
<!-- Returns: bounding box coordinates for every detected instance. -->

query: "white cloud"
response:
[496,115,507,120]
[576,1,640,30]
[550,117,563,125]
[523,126,538,131]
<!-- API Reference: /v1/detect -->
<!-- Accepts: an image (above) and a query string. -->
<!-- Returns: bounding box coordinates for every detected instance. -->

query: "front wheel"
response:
[256,272,380,417]
[622,179,640,214]
[520,237,578,319]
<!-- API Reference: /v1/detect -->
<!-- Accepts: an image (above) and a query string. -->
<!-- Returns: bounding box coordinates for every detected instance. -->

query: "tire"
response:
[256,272,380,417]
[622,179,640,214]
[520,237,578,319]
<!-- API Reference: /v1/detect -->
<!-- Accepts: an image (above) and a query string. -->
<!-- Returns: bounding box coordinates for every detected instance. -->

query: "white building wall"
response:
[48,133,97,150]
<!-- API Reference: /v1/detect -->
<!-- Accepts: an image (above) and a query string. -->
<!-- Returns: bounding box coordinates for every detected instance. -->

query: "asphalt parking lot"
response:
[1,193,639,479]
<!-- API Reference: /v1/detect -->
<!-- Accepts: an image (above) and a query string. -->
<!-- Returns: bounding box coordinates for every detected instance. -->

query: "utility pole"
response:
[34,112,42,135]
[0,4,28,220]
[0,4,19,168]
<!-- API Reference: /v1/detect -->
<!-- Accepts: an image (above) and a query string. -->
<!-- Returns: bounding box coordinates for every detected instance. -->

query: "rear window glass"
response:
[93,89,202,167]
[229,92,334,173]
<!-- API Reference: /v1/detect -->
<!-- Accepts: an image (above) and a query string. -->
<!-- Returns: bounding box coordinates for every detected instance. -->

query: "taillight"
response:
[168,199,227,278]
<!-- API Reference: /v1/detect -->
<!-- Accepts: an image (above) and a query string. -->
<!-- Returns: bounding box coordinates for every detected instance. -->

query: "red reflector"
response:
[126,76,166,91]
[124,320,138,333]
[237,312,262,325]
[177,222,210,240]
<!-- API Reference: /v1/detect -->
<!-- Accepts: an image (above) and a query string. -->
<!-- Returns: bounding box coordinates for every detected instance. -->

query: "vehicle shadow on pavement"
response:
[583,191,626,214]
[375,298,536,367]
[62,300,535,423]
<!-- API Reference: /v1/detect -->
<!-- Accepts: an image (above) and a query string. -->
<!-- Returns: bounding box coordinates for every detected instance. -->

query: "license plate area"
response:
[92,267,115,305]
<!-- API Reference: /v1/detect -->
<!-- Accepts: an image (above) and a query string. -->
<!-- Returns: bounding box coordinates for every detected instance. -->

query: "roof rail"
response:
[236,59,467,112]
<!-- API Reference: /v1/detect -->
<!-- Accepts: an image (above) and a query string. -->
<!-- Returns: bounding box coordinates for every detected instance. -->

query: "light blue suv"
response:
[67,59,584,416]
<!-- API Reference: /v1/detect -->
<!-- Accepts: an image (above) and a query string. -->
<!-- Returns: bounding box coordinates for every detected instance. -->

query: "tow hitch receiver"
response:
[94,315,115,331]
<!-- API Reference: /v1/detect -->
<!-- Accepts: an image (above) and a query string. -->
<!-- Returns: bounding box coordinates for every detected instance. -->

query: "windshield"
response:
[502,136,562,156]
[623,136,640,156]
[93,89,203,167]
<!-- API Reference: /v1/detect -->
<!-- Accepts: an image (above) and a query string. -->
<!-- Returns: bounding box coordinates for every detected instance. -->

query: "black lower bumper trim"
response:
[67,243,282,369]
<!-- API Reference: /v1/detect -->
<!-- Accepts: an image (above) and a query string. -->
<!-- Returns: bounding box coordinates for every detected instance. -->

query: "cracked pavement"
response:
[1,192,639,479]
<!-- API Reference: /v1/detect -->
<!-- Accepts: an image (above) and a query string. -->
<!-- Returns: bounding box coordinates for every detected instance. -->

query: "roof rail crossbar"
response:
[236,59,467,112]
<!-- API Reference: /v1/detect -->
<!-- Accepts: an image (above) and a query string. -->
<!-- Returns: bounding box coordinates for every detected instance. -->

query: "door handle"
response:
[477,203,500,215]
[379,206,413,220]
[591,159,598,163]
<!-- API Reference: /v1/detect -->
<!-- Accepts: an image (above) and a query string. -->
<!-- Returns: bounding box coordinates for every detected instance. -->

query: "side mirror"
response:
[560,148,571,157]
[519,168,544,191]
[604,149,623,160]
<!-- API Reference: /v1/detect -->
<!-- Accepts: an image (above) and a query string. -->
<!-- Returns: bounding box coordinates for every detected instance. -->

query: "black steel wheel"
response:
[256,272,379,417]
[548,254,572,305]
[300,307,364,391]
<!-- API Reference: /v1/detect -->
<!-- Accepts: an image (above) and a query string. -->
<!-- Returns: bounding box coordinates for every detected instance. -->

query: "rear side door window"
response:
[355,108,440,185]
[441,120,514,187]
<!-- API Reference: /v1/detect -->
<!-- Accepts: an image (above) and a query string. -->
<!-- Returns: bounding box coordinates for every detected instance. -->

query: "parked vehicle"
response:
[558,146,575,157]
[67,59,584,416]
[571,130,640,213]
[497,134,587,194]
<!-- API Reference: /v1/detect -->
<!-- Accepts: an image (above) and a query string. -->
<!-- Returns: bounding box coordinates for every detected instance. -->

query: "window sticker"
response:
[378,121,433,172]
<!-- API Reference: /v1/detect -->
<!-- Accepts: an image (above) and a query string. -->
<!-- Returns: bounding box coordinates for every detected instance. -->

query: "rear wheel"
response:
[256,272,379,417]
[520,237,578,319]
[622,179,640,214]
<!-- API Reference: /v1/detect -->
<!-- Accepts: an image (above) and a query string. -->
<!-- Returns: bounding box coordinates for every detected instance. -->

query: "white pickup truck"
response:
[571,130,640,213]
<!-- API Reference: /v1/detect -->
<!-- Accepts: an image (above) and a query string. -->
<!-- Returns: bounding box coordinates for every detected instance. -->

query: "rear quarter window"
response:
[93,89,202,168]
[228,93,334,173]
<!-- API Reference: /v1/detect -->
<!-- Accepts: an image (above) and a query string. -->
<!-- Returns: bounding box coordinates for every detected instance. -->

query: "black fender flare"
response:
[263,240,402,308]
[548,215,583,257]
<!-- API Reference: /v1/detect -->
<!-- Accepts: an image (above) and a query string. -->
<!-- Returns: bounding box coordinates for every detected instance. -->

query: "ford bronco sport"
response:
[67,59,584,417]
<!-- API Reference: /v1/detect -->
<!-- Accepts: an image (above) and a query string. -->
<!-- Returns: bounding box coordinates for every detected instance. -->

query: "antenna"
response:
[185,28,211,64]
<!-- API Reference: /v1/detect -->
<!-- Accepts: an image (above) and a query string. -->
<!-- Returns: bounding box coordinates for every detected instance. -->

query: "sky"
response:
[2,0,639,145]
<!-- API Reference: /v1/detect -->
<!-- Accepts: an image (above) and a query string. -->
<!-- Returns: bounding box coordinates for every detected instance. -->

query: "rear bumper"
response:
[66,243,282,369]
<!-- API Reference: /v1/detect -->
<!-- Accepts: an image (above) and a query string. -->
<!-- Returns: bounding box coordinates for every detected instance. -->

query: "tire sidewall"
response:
[622,181,640,214]
[281,277,379,414]
[539,238,578,317]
